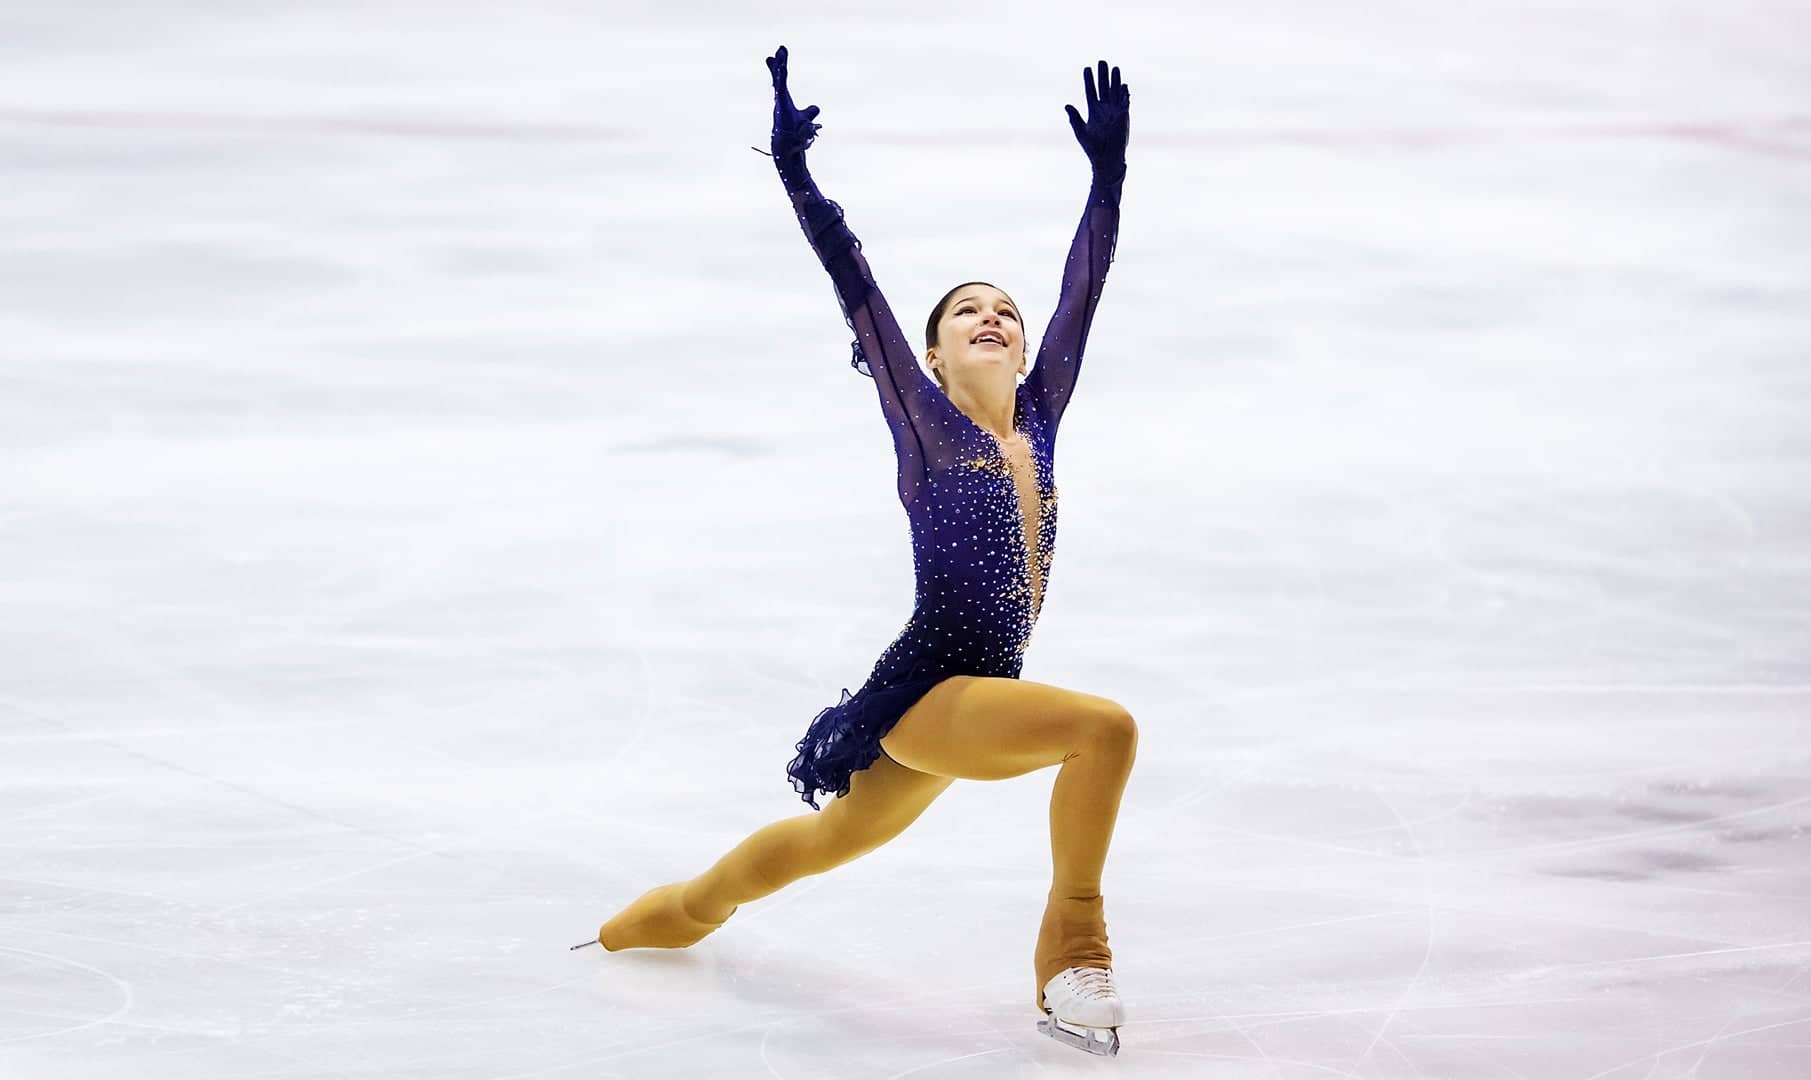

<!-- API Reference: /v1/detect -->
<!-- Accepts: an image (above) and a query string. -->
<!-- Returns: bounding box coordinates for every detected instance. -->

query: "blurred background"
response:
[2,2,1808,1076]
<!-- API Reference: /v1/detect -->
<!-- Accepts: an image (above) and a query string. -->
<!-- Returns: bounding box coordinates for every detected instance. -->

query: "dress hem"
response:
[786,662,946,810]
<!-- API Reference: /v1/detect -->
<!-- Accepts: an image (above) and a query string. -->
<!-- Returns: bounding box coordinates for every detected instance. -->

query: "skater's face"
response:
[927,284,1027,391]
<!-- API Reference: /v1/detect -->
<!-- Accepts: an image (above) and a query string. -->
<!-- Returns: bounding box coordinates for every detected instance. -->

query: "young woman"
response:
[585,45,1135,1057]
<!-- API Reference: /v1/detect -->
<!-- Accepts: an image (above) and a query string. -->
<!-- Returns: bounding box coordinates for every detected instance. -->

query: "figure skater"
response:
[581,45,1134,1056]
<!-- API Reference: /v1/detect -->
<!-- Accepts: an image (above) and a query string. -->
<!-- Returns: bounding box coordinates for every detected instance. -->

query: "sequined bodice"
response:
[773,146,1122,682]
[895,387,1061,671]
[988,423,1051,614]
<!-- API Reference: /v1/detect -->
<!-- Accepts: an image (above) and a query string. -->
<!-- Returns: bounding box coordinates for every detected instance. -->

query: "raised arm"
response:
[766,46,943,508]
[1027,61,1131,435]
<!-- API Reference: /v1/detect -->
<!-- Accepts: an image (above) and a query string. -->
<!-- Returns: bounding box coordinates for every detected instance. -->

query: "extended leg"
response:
[598,751,952,949]
[878,676,1138,1012]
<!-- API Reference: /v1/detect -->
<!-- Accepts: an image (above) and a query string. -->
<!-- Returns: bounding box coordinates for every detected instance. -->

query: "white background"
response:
[2,2,1808,1076]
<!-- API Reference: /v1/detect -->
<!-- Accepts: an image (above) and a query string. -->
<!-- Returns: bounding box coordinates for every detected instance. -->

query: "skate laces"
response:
[1068,967,1116,999]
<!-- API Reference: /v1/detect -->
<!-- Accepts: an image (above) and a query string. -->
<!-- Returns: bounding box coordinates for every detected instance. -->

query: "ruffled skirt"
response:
[786,667,945,810]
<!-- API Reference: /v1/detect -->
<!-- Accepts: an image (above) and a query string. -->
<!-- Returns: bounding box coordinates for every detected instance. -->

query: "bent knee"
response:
[1080,699,1138,757]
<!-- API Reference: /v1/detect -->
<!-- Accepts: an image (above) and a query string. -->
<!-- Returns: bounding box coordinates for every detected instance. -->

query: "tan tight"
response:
[596,676,1138,1012]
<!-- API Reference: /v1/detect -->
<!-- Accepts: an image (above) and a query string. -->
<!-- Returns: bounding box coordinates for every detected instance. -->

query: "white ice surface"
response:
[3,2,1810,1077]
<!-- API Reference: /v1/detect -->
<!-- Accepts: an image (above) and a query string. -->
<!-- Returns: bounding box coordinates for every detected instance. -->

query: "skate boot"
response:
[1038,966,1123,1056]
[1033,892,1120,1055]
[596,883,734,951]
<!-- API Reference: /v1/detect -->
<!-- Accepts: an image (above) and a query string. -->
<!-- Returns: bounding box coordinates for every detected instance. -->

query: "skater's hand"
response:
[1064,60,1130,181]
[766,45,822,160]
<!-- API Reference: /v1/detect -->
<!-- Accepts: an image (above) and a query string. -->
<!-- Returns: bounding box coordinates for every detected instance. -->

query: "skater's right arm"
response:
[765,46,940,506]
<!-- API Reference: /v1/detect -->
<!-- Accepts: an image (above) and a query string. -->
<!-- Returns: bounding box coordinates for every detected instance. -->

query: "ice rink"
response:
[3,2,1809,1077]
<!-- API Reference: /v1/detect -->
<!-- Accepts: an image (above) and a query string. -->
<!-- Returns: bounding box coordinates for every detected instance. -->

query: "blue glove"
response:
[1064,60,1130,182]
[762,44,874,378]
[766,45,822,160]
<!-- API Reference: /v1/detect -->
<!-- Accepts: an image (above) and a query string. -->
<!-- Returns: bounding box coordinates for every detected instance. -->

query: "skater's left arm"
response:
[1027,61,1130,436]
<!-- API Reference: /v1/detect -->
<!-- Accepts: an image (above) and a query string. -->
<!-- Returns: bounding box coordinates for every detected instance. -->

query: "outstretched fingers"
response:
[766,43,824,151]
[1078,60,1129,120]
[766,45,790,96]
[1065,60,1130,171]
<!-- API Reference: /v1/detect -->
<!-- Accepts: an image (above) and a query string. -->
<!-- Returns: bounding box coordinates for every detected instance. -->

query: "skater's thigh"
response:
[814,751,953,852]
[880,676,1133,782]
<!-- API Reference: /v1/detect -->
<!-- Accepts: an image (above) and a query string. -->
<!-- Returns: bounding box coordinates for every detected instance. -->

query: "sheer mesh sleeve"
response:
[775,153,945,509]
[1026,169,1124,434]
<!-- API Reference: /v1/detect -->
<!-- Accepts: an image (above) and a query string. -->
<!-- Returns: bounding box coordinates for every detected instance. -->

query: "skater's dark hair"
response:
[925,280,1026,391]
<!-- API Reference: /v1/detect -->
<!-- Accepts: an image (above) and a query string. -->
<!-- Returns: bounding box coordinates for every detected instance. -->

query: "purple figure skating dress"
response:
[772,88,1125,811]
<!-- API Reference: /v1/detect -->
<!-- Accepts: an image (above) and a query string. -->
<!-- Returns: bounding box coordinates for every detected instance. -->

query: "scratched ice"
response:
[2,3,1809,1078]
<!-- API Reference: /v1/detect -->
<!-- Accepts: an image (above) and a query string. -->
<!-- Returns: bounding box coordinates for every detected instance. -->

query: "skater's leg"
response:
[685,752,954,919]
[599,753,951,949]
[878,676,1137,1010]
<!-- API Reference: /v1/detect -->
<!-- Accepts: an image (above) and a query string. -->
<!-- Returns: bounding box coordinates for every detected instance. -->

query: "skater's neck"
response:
[945,380,1016,439]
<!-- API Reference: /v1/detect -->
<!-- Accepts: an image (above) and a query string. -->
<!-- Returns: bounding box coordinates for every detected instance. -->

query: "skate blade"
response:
[1037,1016,1120,1056]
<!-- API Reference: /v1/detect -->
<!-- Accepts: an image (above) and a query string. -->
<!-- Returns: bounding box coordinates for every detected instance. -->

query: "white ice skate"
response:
[1038,966,1123,1056]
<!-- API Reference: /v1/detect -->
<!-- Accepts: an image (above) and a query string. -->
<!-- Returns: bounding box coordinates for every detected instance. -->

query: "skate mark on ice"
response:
[0,944,135,1045]
[757,1024,784,1080]
[1163,910,1398,950]
[1581,1014,1811,1080]
[879,1046,1012,1078]
[499,973,1009,1079]
[1350,784,1436,1074]
[1472,793,1811,863]
[1136,1048,1368,1077]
